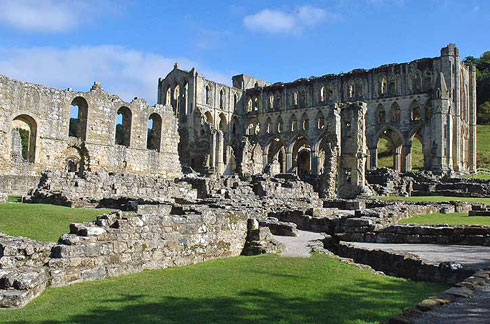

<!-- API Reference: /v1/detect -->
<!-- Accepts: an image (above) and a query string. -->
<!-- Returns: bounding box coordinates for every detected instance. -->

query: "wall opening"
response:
[11,114,37,163]
[115,106,132,147]
[147,113,162,151]
[69,97,88,140]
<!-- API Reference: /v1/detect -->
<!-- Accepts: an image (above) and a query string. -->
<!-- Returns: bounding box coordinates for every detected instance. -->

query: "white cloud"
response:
[243,6,339,35]
[0,0,109,32]
[0,46,231,103]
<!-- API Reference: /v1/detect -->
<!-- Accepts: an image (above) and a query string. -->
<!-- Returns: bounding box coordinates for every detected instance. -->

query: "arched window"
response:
[253,97,259,111]
[69,97,88,140]
[247,98,253,112]
[220,89,224,109]
[11,114,37,163]
[266,118,272,134]
[349,83,355,98]
[317,112,325,129]
[205,86,210,105]
[301,113,309,131]
[391,102,400,123]
[411,101,422,121]
[290,115,298,132]
[147,113,162,151]
[115,107,132,147]
[173,86,180,112]
[268,94,274,111]
[293,90,298,107]
[380,77,387,95]
[166,86,172,106]
[219,113,227,132]
[388,77,396,95]
[320,85,326,102]
[277,117,283,133]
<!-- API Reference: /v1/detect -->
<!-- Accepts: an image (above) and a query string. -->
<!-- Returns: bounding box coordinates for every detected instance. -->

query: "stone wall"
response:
[336,242,473,284]
[0,75,182,190]
[0,175,40,196]
[0,203,248,307]
[25,170,197,208]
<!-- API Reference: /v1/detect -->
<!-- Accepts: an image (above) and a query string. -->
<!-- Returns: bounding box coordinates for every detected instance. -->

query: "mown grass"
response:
[477,125,490,169]
[7,195,22,203]
[0,199,111,242]
[398,212,490,226]
[0,254,447,324]
[377,137,423,170]
[376,195,490,205]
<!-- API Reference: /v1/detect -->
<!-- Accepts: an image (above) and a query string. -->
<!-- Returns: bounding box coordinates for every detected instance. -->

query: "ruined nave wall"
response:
[0,75,182,194]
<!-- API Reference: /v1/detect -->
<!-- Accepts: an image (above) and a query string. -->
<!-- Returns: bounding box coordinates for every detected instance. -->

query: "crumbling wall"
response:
[0,75,182,191]
[25,170,197,208]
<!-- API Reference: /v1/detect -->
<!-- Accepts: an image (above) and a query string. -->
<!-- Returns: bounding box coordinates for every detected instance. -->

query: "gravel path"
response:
[412,284,490,324]
[272,230,325,257]
[348,242,490,270]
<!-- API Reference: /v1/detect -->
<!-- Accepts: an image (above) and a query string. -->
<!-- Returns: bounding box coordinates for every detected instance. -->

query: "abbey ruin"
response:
[1,45,488,316]
[0,44,477,197]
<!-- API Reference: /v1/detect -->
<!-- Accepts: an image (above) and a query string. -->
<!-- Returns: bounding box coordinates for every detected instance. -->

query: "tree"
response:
[464,51,490,124]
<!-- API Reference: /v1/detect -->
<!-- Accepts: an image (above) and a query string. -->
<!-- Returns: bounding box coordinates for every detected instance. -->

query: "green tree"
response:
[464,51,490,124]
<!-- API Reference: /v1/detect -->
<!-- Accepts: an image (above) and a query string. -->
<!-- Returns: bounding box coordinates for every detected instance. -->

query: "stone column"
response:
[394,146,402,171]
[286,147,293,173]
[311,149,319,175]
[469,64,478,172]
[369,147,377,169]
[216,130,224,175]
[209,130,216,172]
[402,144,412,172]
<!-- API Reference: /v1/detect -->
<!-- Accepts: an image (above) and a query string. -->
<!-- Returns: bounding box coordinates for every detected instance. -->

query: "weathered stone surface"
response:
[0,193,7,204]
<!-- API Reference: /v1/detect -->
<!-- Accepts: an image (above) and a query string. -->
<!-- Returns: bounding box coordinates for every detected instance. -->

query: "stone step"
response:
[0,268,48,308]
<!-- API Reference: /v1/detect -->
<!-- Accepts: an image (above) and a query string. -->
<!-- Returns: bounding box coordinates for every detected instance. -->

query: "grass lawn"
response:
[477,125,490,169]
[0,199,111,242]
[398,212,490,226]
[376,195,490,205]
[465,172,490,180]
[0,254,447,324]
[377,137,423,171]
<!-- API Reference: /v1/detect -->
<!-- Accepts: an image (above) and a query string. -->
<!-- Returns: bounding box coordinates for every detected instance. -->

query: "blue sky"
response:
[0,0,488,103]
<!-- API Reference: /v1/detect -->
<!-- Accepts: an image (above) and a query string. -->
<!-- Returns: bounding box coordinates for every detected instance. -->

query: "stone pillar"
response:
[311,149,320,175]
[209,130,216,172]
[402,144,412,172]
[216,130,224,175]
[469,64,478,172]
[369,147,377,169]
[262,151,269,171]
[394,146,402,171]
[286,147,293,173]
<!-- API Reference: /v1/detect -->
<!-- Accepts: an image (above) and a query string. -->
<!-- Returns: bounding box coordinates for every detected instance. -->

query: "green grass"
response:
[376,195,490,205]
[7,195,22,203]
[477,125,490,168]
[0,202,111,242]
[0,254,447,324]
[465,172,490,180]
[398,212,490,226]
[377,138,423,170]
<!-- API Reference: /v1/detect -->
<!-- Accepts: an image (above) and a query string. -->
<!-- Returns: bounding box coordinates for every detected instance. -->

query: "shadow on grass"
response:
[9,278,441,324]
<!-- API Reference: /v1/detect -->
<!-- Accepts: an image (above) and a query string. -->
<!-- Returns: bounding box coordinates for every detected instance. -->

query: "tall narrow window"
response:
[166,86,172,105]
[205,86,210,105]
[320,86,326,102]
[115,107,132,147]
[233,94,238,109]
[220,89,224,109]
[69,97,88,140]
[11,114,37,163]
[147,113,162,151]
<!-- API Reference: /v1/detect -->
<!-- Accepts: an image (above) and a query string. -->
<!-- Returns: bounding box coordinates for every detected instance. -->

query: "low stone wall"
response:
[336,242,473,284]
[339,224,490,246]
[25,170,197,208]
[0,203,248,307]
[0,175,40,196]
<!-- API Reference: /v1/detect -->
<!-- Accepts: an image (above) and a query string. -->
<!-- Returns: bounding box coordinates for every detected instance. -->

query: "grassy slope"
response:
[0,254,447,324]
[398,212,490,226]
[377,138,423,170]
[477,125,490,169]
[0,202,111,242]
[376,195,490,205]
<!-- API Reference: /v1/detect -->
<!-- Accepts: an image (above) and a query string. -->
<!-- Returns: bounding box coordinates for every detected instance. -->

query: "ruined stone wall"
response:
[0,76,182,194]
[0,204,248,307]
[0,175,40,196]
[160,44,476,182]
[26,170,197,208]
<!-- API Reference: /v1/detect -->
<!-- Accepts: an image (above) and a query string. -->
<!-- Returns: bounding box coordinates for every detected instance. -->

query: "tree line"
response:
[464,51,490,124]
